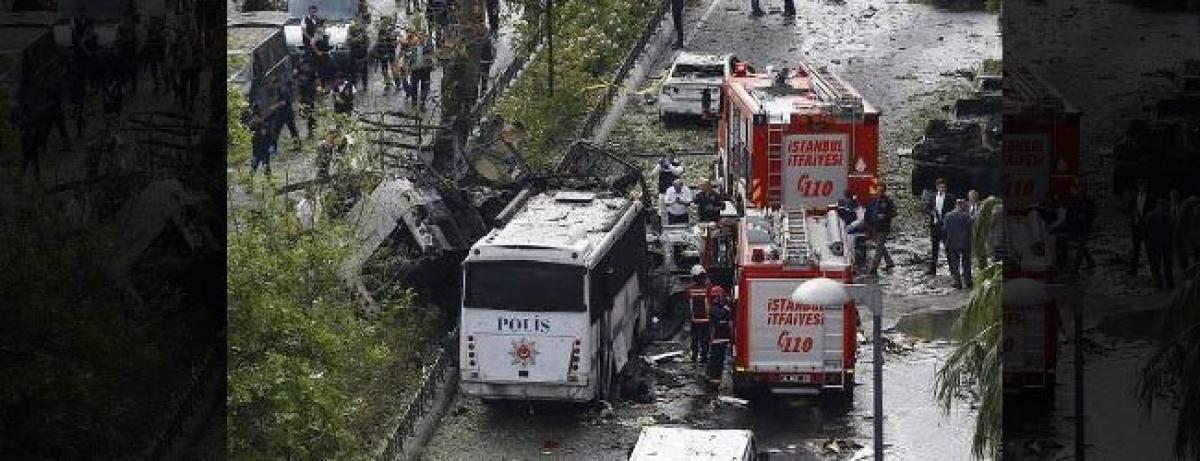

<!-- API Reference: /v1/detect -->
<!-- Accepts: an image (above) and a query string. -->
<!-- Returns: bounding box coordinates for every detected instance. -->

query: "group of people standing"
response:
[13,4,203,184]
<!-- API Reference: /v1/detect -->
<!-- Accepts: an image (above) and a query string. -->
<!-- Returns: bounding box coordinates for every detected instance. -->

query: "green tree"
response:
[935,196,1002,459]
[496,0,660,168]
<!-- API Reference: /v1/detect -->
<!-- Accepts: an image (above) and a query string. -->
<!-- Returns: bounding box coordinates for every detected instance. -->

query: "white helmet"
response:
[690,264,707,276]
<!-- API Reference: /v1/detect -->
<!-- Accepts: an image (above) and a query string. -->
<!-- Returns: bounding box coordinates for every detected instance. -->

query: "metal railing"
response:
[375,328,459,461]
[145,327,226,461]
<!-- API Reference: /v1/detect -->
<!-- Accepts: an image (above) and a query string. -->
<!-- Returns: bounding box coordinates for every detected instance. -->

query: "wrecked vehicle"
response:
[658,52,734,119]
[714,61,882,399]
[908,72,1004,197]
[228,13,293,109]
[629,426,766,461]
[459,190,650,402]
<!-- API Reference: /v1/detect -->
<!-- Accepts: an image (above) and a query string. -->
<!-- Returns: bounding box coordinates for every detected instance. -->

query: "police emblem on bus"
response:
[510,338,539,367]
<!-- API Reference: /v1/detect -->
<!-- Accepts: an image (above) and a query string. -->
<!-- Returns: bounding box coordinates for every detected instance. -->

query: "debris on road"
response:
[716,396,749,407]
[821,437,864,455]
[644,351,686,364]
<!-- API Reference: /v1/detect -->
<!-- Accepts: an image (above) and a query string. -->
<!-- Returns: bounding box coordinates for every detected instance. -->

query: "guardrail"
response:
[145,327,226,461]
[374,328,459,461]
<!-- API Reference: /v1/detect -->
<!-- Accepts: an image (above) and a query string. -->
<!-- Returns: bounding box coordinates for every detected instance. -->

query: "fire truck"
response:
[999,67,1076,392]
[708,61,881,398]
[1003,66,1080,211]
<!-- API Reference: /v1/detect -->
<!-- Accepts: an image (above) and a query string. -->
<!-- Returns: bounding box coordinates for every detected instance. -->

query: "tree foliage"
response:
[497,0,660,168]
[227,182,440,459]
[936,197,1002,459]
[0,191,209,458]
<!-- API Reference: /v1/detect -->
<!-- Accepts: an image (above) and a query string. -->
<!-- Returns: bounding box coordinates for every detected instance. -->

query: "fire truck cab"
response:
[711,61,881,398]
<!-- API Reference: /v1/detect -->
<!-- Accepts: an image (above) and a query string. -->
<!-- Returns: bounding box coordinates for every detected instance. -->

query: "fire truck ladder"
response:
[783,208,814,266]
[765,123,786,206]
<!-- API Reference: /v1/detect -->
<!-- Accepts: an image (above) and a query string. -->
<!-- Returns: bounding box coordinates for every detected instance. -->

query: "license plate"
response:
[780,374,811,383]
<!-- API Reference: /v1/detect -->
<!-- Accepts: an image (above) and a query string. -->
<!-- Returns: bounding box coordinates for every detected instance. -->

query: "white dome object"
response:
[690,264,707,276]
[1002,278,1051,307]
[790,277,850,306]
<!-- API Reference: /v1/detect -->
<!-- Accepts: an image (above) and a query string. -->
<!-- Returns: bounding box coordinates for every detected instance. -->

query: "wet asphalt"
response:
[422,0,1000,459]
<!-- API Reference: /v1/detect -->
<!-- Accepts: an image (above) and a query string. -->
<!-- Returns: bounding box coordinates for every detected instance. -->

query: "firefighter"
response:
[687,264,712,364]
[707,285,733,388]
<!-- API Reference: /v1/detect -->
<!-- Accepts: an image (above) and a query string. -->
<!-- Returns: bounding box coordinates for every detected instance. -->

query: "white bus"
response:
[459,190,649,402]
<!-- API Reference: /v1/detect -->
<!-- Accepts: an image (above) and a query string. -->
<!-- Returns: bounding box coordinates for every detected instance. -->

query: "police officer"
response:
[376,15,399,94]
[349,19,371,90]
[333,74,357,114]
[687,264,712,364]
[295,62,318,137]
[670,0,685,49]
[302,5,322,51]
[707,285,733,388]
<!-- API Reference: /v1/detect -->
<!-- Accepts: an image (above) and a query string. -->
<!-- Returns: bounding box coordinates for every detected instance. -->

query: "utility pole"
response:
[1074,291,1085,460]
[546,0,554,96]
[873,289,884,460]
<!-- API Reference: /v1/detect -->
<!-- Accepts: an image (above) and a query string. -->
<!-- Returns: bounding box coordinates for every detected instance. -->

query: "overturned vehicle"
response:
[908,74,1003,197]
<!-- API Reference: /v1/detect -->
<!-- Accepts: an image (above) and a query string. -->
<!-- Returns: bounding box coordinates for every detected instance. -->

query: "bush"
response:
[227,185,441,459]
[497,0,662,168]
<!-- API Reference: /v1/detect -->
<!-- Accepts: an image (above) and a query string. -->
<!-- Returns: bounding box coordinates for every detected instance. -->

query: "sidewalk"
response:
[230,0,519,207]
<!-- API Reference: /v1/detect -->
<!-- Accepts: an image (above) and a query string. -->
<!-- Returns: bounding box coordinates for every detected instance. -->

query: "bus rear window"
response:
[464,261,585,312]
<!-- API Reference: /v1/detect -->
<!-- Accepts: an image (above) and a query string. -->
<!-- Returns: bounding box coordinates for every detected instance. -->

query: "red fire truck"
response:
[706,61,881,398]
[1000,67,1075,391]
[1002,66,1080,213]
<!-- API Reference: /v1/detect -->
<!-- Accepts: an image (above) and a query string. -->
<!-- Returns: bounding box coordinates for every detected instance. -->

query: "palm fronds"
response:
[936,195,1003,459]
[1138,264,1200,460]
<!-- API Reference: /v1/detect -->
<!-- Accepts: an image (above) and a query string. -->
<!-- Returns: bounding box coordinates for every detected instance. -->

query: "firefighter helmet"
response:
[690,264,706,276]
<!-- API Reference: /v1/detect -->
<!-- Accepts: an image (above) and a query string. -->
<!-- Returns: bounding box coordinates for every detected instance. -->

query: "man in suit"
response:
[1145,197,1174,289]
[944,199,974,289]
[1127,178,1154,275]
[925,178,956,275]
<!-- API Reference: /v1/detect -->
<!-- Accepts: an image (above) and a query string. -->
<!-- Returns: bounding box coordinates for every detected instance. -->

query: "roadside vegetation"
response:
[226,88,445,459]
[496,0,663,168]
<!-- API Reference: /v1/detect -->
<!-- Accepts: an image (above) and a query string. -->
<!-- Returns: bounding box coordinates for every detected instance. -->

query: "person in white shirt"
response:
[664,178,694,225]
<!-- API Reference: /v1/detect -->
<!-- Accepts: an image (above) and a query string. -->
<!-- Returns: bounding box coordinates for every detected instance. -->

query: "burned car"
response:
[909,74,1004,197]
[657,52,734,119]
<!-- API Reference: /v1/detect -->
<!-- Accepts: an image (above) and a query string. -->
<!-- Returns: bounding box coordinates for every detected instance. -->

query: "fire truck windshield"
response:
[464,261,586,312]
